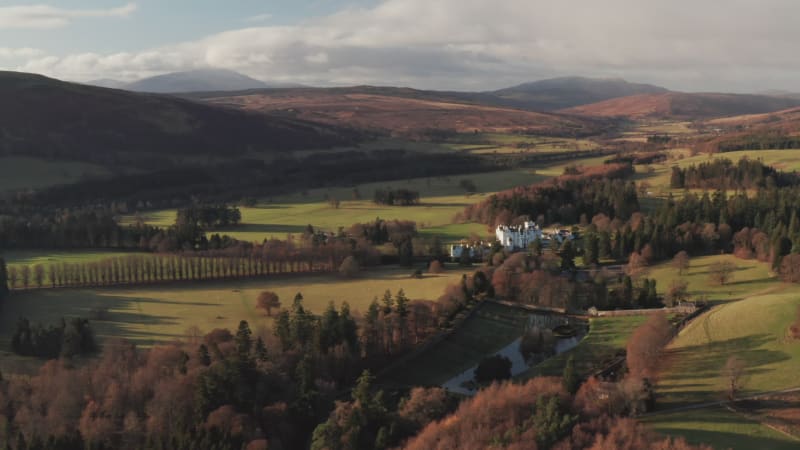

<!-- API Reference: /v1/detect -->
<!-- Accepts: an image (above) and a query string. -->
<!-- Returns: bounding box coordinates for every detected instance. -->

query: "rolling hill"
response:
[0,71,358,167]
[489,76,669,111]
[123,68,302,93]
[562,92,800,119]
[204,86,610,137]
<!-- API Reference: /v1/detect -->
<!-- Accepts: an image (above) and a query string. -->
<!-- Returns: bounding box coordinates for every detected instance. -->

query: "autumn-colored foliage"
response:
[626,313,673,380]
[256,291,281,316]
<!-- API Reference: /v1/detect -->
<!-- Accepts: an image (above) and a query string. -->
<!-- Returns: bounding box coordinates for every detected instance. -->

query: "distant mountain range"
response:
[87,68,304,94]
[487,76,670,111]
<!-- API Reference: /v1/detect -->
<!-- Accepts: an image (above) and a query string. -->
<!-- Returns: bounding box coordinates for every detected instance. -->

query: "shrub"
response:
[474,355,512,384]
[339,256,360,278]
[428,260,444,274]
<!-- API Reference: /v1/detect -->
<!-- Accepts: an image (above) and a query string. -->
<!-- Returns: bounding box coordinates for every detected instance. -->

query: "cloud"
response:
[10,0,800,91]
[0,2,137,30]
[0,47,44,59]
[244,13,273,23]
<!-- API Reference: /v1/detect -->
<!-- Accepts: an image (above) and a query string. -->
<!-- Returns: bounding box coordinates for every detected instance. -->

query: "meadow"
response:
[638,254,800,447]
[3,248,141,268]
[0,265,471,354]
[643,406,800,450]
[641,254,800,406]
[656,283,800,408]
[647,254,776,305]
[122,153,613,245]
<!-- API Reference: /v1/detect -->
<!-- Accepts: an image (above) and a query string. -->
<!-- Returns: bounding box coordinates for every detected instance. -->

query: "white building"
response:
[449,243,490,260]
[496,221,543,250]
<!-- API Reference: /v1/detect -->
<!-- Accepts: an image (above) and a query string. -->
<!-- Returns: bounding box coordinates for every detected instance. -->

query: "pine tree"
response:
[582,233,599,266]
[254,337,268,362]
[394,289,409,318]
[381,289,393,314]
[197,344,211,366]
[274,311,292,351]
[235,320,252,360]
[562,355,579,394]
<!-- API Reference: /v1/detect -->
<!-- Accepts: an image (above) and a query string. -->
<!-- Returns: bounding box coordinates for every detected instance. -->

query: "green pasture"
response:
[657,283,800,409]
[2,249,140,267]
[0,265,471,353]
[643,406,800,450]
[647,254,776,305]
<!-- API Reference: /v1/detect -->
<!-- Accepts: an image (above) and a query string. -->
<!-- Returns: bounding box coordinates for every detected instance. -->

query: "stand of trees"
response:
[0,207,160,250]
[460,163,637,227]
[373,188,420,206]
[11,317,96,358]
[713,131,800,153]
[669,157,798,190]
[486,251,660,312]
[177,204,242,229]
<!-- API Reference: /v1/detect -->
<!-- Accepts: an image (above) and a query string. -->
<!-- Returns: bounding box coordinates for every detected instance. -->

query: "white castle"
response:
[449,221,576,259]
[496,221,543,250]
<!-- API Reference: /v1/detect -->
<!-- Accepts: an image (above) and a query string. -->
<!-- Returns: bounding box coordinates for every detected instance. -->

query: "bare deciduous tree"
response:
[672,251,690,275]
[723,356,746,401]
[709,261,735,286]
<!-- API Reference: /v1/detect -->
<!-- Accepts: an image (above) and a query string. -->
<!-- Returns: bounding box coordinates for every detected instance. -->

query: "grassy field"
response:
[640,254,800,448]
[381,302,531,386]
[647,254,776,305]
[647,255,800,408]
[121,168,545,243]
[644,407,800,450]
[0,156,110,191]
[0,265,471,353]
[2,249,141,266]
[122,152,614,244]
[657,283,800,408]
[521,315,647,379]
[453,133,598,155]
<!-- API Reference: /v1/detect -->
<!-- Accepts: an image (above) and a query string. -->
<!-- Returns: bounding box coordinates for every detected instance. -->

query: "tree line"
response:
[4,237,377,290]
[176,204,242,229]
[459,163,638,227]
[11,317,96,359]
[669,157,799,190]
[373,188,421,206]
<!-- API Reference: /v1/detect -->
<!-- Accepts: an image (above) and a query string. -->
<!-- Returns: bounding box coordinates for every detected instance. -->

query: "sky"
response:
[0,0,799,92]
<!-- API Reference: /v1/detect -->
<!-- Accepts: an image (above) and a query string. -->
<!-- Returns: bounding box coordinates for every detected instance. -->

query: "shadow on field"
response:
[0,290,189,348]
[656,427,798,450]
[218,223,309,235]
[659,334,790,407]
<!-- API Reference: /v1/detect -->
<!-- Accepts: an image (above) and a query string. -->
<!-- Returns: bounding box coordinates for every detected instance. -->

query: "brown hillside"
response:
[207,89,606,136]
[562,92,800,120]
[707,106,800,130]
[0,71,358,167]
